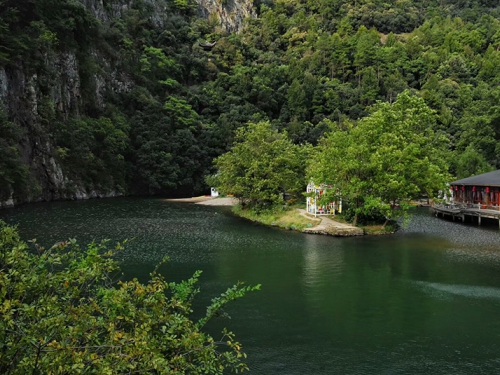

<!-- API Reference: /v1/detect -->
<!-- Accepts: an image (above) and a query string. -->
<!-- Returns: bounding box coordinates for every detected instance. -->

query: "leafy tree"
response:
[453,145,494,179]
[308,91,451,225]
[287,79,308,121]
[53,117,129,192]
[212,121,308,209]
[0,221,259,374]
[130,98,207,196]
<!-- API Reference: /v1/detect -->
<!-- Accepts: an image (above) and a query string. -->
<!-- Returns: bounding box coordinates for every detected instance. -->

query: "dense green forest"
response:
[1,0,500,203]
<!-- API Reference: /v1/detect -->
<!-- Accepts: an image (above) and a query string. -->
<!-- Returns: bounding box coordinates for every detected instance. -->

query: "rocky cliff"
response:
[196,0,256,33]
[80,0,256,32]
[0,0,254,207]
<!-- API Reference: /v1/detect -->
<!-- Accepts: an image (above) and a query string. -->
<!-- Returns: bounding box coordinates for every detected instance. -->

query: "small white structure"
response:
[306,182,342,217]
[210,187,219,197]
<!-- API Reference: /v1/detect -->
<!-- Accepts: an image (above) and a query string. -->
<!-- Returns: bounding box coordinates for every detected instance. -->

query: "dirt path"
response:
[164,196,237,206]
[196,197,238,206]
[298,209,364,236]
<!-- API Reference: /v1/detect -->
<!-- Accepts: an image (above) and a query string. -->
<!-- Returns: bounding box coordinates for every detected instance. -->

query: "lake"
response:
[2,197,500,374]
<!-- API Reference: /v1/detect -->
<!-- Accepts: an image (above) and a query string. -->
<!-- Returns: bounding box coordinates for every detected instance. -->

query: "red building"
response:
[450,170,500,209]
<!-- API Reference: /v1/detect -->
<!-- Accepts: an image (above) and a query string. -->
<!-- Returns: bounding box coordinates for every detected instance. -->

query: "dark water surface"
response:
[2,197,500,374]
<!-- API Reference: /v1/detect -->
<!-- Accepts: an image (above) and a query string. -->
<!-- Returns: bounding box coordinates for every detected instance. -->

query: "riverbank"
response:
[233,206,365,236]
[166,197,324,232]
[298,209,364,236]
[165,197,384,236]
[317,212,398,235]
[234,206,399,236]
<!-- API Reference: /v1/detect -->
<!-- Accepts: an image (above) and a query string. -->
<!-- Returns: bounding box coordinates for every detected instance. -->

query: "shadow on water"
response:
[2,202,500,374]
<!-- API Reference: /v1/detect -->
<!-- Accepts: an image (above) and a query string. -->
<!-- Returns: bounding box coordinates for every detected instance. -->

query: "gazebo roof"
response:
[450,170,500,187]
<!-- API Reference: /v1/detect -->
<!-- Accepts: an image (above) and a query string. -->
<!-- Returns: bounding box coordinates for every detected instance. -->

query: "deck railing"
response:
[444,202,500,211]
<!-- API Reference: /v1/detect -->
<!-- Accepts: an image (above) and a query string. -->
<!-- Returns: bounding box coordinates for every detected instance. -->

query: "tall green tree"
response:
[212,121,308,209]
[453,145,494,179]
[308,91,451,225]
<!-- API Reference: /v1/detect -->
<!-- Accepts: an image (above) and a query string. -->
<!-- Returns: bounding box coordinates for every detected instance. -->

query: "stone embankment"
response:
[298,209,364,237]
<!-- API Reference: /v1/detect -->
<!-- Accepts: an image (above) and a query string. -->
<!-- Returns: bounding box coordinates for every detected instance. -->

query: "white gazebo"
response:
[306,182,342,217]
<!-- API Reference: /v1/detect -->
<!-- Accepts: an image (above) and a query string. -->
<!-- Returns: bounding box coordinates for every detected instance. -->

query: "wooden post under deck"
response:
[434,202,500,228]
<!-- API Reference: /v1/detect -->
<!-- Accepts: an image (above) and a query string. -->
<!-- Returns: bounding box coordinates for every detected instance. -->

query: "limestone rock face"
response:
[195,0,256,33]
[77,0,255,33]
[78,0,169,27]
[0,1,140,207]
[0,0,255,207]
[0,48,130,205]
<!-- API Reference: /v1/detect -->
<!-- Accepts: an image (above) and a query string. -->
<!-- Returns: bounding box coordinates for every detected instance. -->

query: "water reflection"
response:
[413,280,500,300]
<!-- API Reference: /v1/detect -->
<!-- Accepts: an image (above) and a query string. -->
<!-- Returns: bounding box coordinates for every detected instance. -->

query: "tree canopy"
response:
[308,91,451,224]
[212,121,308,209]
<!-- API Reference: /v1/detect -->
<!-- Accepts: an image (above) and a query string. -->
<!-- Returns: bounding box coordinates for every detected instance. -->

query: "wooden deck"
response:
[433,203,500,226]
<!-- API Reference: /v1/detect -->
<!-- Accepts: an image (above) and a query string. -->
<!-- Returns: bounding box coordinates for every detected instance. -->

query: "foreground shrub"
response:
[0,221,259,374]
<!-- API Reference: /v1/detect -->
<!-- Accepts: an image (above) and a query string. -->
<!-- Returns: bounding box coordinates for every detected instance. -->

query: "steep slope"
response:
[0,0,253,207]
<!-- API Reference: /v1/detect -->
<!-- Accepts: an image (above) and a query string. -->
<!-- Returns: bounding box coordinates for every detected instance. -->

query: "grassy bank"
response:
[232,205,398,235]
[232,206,319,231]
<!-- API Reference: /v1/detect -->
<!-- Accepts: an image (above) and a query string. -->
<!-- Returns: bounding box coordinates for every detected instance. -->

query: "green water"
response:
[2,197,500,374]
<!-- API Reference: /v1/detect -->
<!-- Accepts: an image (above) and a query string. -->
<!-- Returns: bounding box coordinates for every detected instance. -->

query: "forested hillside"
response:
[1,0,500,206]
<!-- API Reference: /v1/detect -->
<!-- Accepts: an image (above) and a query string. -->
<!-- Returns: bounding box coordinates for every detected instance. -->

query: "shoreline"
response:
[232,205,366,237]
[297,209,364,236]
[164,197,396,236]
[164,196,238,206]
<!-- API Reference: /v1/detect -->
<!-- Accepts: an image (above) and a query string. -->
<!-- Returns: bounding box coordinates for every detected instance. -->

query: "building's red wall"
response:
[452,186,500,207]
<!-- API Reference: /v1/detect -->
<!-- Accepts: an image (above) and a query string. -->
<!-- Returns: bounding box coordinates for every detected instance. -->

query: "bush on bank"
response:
[0,221,259,374]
